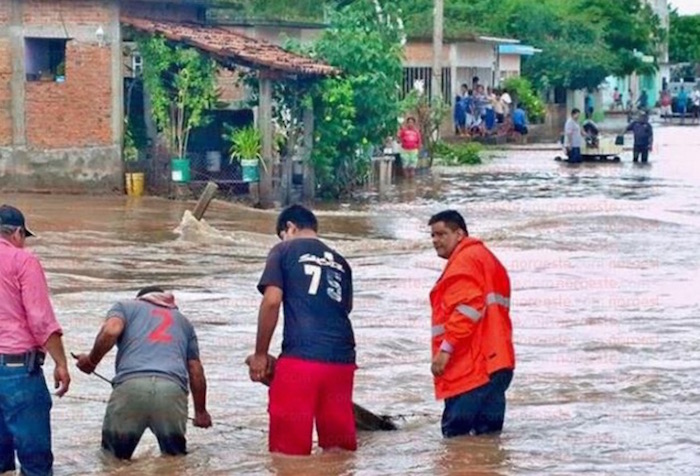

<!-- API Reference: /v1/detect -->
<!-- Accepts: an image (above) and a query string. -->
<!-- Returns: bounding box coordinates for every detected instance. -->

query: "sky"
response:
[670,0,700,15]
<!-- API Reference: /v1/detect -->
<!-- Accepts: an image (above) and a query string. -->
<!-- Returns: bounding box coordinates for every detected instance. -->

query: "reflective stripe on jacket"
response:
[430,238,514,400]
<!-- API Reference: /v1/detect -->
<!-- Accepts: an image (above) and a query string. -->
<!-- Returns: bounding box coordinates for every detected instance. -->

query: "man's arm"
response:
[432,272,485,377]
[440,274,485,352]
[19,255,63,353]
[346,264,354,315]
[255,286,283,357]
[75,317,124,374]
[188,359,212,428]
[18,254,70,396]
[247,286,283,383]
[44,333,70,396]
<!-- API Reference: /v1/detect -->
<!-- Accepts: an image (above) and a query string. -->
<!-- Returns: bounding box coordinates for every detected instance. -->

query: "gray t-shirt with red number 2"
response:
[107,299,200,392]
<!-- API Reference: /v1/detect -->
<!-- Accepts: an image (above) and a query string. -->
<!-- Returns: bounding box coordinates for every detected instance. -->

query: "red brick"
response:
[0,39,11,77]
[23,0,111,26]
[405,42,450,63]
[217,68,246,104]
[0,39,11,146]
[25,42,112,148]
[0,2,9,25]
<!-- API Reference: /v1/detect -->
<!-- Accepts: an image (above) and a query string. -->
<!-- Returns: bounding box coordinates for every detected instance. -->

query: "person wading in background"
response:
[0,204,71,476]
[397,117,422,180]
[625,112,654,164]
[428,210,515,438]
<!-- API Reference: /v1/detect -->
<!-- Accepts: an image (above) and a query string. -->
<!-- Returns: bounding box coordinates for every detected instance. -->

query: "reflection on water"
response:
[1,126,699,475]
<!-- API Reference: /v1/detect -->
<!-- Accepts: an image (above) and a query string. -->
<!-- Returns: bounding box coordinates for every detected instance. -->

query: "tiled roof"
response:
[121,17,338,77]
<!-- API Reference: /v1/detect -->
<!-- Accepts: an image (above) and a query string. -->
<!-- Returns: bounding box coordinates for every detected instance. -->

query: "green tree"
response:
[314,0,404,148]
[137,35,219,159]
[271,0,404,198]
[580,0,663,77]
[398,0,662,90]
[669,11,700,64]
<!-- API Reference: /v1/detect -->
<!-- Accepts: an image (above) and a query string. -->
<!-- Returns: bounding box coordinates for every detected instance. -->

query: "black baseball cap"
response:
[0,205,35,237]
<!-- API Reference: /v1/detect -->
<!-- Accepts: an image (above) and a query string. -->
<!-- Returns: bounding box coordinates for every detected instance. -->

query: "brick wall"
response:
[22,0,111,25]
[0,38,11,146]
[404,42,449,65]
[25,42,112,148]
[0,1,9,25]
[217,68,246,104]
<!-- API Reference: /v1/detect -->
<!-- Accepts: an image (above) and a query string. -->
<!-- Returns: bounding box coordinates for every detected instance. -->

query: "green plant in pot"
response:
[123,124,139,173]
[137,35,218,184]
[224,124,265,183]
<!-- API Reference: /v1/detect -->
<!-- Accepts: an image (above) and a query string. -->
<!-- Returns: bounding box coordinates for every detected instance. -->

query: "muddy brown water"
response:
[2,125,699,475]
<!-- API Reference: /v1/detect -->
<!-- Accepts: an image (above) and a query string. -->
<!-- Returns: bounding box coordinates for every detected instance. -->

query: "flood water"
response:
[2,125,700,475]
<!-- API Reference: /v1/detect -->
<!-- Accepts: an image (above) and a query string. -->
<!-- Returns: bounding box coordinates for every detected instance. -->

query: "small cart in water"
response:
[555,135,624,163]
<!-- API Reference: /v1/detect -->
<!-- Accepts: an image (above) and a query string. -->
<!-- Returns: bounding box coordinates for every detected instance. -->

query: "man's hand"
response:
[431,351,451,377]
[74,353,97,375]
[192,410,212,429]
[245,353,275,383]
[54,364,71,397]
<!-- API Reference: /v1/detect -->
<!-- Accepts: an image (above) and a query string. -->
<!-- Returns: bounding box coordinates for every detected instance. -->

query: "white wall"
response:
[453,42,495,68]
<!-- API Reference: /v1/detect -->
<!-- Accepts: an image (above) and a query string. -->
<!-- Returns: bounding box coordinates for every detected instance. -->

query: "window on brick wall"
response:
[25,38,68,82]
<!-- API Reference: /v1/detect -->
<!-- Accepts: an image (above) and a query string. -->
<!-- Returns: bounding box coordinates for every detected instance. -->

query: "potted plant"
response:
[224,124,265,183]
[123,121,144,196]
[137,36,218,185]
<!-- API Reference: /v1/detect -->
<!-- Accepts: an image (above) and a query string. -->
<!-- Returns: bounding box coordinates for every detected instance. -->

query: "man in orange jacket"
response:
[428,209,515,438]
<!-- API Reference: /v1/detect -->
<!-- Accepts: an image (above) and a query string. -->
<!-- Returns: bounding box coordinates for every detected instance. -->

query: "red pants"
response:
[268,357,357,455]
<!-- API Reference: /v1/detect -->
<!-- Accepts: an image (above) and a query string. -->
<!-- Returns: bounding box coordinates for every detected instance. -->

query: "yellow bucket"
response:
[125,173,145,197]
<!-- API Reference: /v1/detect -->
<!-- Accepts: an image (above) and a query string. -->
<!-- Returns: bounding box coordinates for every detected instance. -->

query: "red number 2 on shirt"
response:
[149,308,173,343]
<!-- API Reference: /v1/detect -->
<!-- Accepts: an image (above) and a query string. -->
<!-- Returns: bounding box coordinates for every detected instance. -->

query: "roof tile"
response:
[121,17,338,76]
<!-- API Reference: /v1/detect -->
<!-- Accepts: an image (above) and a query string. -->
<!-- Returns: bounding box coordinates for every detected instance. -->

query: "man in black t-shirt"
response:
[246,204,357,456]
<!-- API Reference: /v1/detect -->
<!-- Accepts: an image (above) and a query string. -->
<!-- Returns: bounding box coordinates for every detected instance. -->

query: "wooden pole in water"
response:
[192,181,219,221]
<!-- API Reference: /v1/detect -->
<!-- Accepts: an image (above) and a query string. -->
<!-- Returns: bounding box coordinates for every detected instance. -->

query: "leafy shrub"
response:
[502,76,546,124]
[434,141,482,166]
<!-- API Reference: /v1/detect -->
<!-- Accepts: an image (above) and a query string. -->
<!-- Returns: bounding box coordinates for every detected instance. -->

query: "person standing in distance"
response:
[246,204,356,456]
[0,205,71,476]
[625,112,654,164]
[428,210,515,438]
[564,108,584,163]
[75,286,211,460]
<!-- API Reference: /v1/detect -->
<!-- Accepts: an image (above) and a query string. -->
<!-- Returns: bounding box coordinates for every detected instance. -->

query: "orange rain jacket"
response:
[430,237,515,400]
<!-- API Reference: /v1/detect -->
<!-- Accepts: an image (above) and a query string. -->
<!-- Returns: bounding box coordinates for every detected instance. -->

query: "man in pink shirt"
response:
[0,205,70,476]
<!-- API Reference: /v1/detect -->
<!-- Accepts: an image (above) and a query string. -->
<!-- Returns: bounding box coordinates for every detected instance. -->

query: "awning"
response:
[121,17,338,77]
[478,35,520,45]
[498,44,542,56]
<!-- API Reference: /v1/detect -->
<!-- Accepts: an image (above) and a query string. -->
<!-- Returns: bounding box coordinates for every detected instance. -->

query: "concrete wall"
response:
[222,25,323,46]
[0,0,123,192]
[499,54,520,76]
[121,0,204,22]
[453,42,494,68]
[404,41,450,66]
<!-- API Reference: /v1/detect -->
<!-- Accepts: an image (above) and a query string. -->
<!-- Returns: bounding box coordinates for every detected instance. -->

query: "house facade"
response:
[0,0,332,195]
[402,36,533,105]
[0,0,124,192]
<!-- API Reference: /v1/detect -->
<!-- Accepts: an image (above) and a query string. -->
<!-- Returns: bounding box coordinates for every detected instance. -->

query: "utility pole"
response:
[431,0,444,102]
